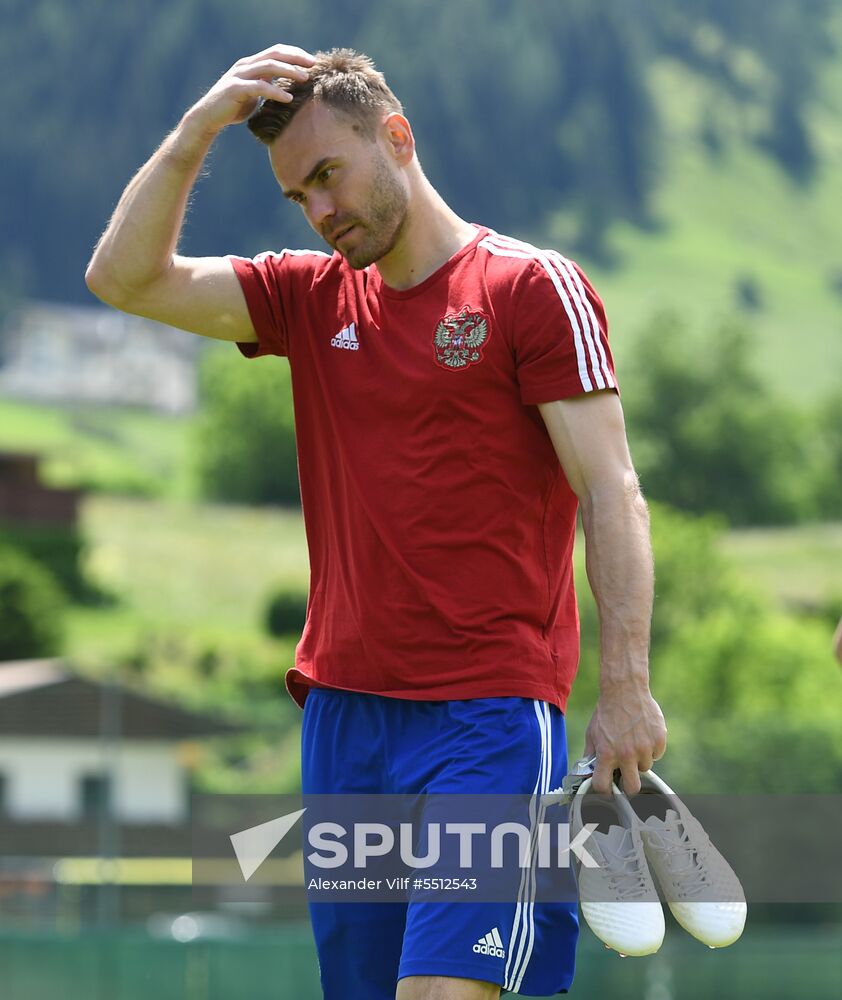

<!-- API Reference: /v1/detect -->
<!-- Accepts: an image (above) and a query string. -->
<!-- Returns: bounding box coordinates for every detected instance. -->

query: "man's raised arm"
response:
[85,44,315,342]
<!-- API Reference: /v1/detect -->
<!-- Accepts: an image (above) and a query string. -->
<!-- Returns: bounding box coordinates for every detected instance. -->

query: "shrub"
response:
[194,346,299,506]
[264,587,308,638]
[810,391,842,521]
[568,501,755,718]
[0,544,66,659]
[0,522,104,603]
[652,607,842,793]
[567,503,842,793]
[623,314,812,525]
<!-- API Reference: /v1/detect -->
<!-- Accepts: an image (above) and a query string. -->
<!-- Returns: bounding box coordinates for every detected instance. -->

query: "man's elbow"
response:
[85,253,147,313]
[84,258,134,311]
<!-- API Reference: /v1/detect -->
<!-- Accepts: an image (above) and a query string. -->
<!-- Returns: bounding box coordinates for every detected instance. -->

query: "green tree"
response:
[568,503,842,793]
[810,390,842,521]
[0,0,660,299]
[623,314,811,525]
[652,603,842,793]
[568,502,755,726]
[0,544,66,659]
[194,346,299,505]
[4,0,835,302]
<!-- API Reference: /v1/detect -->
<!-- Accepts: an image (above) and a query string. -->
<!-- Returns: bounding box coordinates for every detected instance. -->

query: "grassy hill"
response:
[722,521,842,610]
[0,398,197,499]
[564,11,842,403]
[74,494,309,650]
[66,495,841,664]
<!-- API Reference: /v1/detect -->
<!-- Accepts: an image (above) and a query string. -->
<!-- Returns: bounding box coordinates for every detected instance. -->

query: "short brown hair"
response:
[247,48,403,145]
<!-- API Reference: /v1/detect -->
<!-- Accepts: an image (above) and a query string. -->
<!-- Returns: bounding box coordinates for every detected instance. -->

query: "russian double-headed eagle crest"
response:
[433,307,490,371]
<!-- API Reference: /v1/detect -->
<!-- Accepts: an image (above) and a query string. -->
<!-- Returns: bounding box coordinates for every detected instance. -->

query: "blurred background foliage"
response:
[0,0,840,803]
[570,503,842,794]
[195,346,299,506]
[0,0,837,300]
[0,542,66,659]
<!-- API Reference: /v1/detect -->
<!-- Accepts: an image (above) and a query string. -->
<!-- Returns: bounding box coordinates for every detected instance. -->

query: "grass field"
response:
[0,398,197,499]
[722,521,842,608]
[69,495,308,677]
[67,494,842,666]
[78,495,309,629]
[3,393,836,665]
[66,495,309,789]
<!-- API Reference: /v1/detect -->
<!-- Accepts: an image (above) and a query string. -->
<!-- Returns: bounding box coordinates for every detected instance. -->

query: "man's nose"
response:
[308,193,336,232]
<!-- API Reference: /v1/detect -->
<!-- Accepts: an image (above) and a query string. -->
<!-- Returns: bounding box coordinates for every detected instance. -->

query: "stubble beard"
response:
[337,154,409,270]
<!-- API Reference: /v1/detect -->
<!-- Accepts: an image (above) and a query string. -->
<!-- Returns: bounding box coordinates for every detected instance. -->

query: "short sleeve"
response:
[512,255,618,405]
[228,249,331,359]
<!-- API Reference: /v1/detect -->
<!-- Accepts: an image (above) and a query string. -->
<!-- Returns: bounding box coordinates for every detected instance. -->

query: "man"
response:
[86,44,666,1000]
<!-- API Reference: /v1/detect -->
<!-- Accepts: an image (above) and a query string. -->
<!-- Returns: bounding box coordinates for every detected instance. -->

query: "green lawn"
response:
[68,495,841,670]
[722,521,842,608]
[66,495,308,788]
[69,495,309,662]
[0,398,197,499]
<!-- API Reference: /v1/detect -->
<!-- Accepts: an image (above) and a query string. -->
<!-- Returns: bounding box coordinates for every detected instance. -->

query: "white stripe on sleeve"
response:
[479,238,594,392]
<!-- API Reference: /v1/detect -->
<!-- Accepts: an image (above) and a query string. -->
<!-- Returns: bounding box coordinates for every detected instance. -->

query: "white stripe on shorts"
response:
[504,700,552,992]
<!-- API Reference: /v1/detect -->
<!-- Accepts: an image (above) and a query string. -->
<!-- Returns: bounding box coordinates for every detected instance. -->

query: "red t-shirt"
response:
[230,226,616,712]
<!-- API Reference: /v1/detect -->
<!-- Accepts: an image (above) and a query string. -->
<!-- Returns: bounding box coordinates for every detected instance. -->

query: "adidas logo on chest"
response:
[330,322,360,351]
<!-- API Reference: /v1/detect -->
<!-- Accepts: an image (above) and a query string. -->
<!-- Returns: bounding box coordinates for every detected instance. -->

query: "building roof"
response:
[0,659,244,739]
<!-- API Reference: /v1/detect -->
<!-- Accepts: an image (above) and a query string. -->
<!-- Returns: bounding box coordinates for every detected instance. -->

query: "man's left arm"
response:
[538,390,667,794]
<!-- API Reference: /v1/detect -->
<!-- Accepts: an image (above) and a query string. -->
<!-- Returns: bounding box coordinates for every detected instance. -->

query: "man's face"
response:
[269,101,409,269]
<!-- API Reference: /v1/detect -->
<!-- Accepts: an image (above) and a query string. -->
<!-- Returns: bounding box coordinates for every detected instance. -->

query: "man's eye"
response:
[319,168,335,184]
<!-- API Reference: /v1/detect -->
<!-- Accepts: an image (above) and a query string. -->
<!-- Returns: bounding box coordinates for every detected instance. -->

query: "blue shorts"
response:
[301,689,578,998]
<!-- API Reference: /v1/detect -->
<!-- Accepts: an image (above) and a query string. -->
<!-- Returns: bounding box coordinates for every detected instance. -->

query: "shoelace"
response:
[601,830,651,900]
[646,822,713,898]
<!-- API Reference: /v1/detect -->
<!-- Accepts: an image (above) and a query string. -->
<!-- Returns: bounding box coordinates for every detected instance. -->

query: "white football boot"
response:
[570,776,665,957]
[623,769,747,948]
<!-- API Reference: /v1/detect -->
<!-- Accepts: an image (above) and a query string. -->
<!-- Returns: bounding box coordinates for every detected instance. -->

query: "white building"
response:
[0,302,204,414]
[0,658,239,855]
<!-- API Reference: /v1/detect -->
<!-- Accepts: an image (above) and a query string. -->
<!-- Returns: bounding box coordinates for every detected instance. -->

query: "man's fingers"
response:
[242,45,316,67]
[619,758,643,796]
[590,759,616,795]
[237,59,311,84]
[654,733,667,761]
[250,82,295,104]
[229,79,295,108]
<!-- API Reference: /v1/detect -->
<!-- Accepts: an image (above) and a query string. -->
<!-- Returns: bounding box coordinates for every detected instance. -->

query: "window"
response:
[79,774,111,820]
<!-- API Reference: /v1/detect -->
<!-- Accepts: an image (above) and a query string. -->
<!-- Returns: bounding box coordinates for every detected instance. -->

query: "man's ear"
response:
[383,113,415,166]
